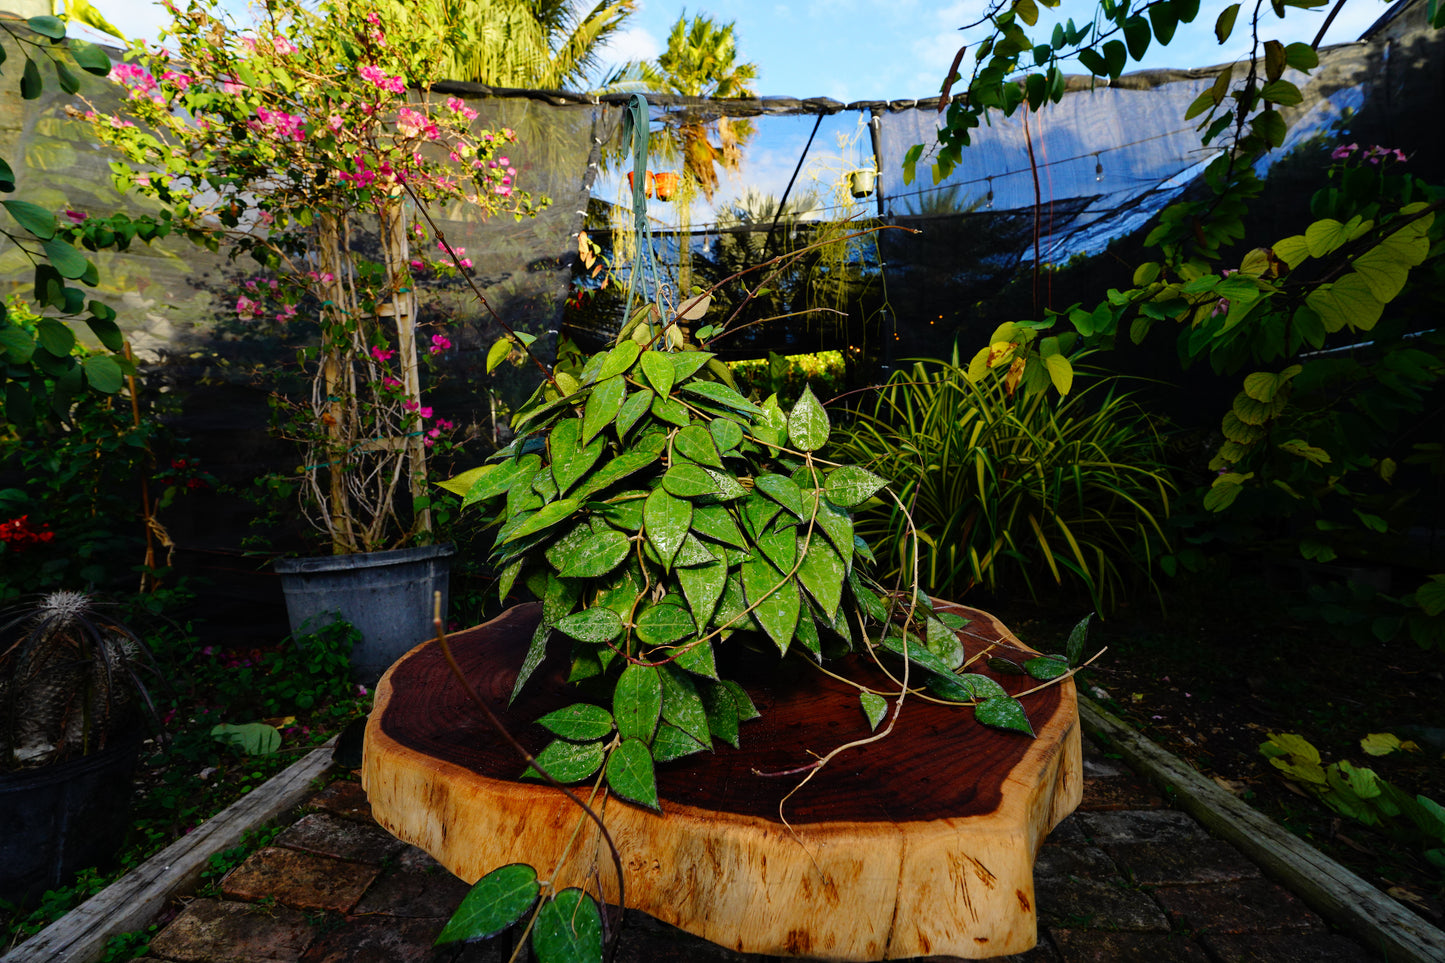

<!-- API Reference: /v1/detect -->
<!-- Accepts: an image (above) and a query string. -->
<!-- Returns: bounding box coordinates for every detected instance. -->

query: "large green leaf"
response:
[741,556,801,654]
[532,889,603,963]
[652,722,709,762]
[700,679,740,747]
[463,455,535,507]
[788,386,830,451]
[605,738,660,811]
[581,375,626,445]
[574,433,666,499]
[702,468,747,501]
[598,340,642,381]
[2,200,58,240]
[81,354,124,394]
[615,388,653,439]
[523,737,606,783]
[36,318,75,357]
[709,418,743,453]
[662,463,719,499]
[557,530,630,579]
[740,493,783,541]
[640,350,675,397]
[812,499,855,567]
[674,424,723,467]
[435,864,540,945]
[668,638,718,678]
[70,37,115,76]
[635,602,695,646]
[554,607,624,644]
[42,237,90,280]
[680,380,762,416]
[824,466,887,508]
[504,498,581,543]
[756,522,796,573]
[795,534,845,617]
[660,664,711,747]
[651,393,690,427]
[1306,273,1383,332]
[613,663,662,742]
[537,704,615,741]
[976,696,1035,736]
[691,504,746,548]
[83,314,124,352]
[755,473,806,519]
[643,488,691,568]
[668,350,714,381]
[550,419,604,495]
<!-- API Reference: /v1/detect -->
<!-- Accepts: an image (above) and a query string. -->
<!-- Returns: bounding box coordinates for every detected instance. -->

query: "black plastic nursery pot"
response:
[275,543,453,684]
[0,737,142,907]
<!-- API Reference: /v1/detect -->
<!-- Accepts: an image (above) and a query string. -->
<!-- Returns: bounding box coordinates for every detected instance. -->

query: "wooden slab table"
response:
[363,601,1081,960]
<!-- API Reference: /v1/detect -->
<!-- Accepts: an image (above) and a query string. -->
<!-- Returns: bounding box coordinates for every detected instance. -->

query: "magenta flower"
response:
[403,399,419,413]
[63,209,87,223]
[429,333,451,354]
[236,295,259,320]
[358,64,405,94]
[370,345,396,362]
[381,376,402,389]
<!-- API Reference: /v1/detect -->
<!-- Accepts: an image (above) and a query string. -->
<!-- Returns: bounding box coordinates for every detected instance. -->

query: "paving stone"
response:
[1033,843,1118,880]
[299,916,451,963]
[1201,930,1379,961]
[1082,755,1130,779]
[1102,838,1261,885]
[352,847,472,917]
[1047,928,1212,963]
[1041,814,1088,845]
[221,846,379,913]
[307,780,374,823]
[1151,878,1326,934]
[909,934,1062,961]
[1076,809,1207,845]
[1034,877,1170,932]
[147,898,319,963]
[276,811,407,864]
[1079,777,1164,811]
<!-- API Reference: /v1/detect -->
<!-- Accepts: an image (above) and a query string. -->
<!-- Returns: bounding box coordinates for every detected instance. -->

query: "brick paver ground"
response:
[131,737,1380,962]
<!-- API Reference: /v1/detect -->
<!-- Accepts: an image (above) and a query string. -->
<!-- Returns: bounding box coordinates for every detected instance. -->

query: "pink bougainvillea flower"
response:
[370,345,396,362]
[403,399,419,413]
[236,295,259,320]
[396,107,438,140]
[1330,143,1358,161]
[418,406,433,418]
[161,69,192,91]
[358,64,405,94]
[429,334,451,354]
[381,376,402,389]
[272,36,297,55]
[63,209,87,223]
[410,259,423,269]
[446,96,479,121]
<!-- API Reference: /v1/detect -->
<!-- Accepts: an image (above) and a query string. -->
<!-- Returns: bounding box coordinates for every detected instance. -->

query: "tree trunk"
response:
[363,601,1081,960]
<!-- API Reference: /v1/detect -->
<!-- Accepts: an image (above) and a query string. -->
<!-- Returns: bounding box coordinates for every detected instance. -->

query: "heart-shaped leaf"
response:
[976,696,1035,736]
[435,864,539,945]
[756,523,796,573]
[741,556,800,654]
[613,664,662,743]
[640,350,674,397]
[598,340,642,381]
[537,704,615,741]
[787,386,830,452]
[643,488,691,568]
[691,504,746,548]
[523,737,606,782]
[532,889,602,962]
[668,351,714,382]
[824,466,887,508]
[605,738,660,811]
[635,602,695,647]
[581,375,626,444]
[662,463,719,499]
[677,559,727,630]
[755,473,805,519]
[556,530,630,578]
[795,534,844,617]
[674,424,723,467]
[554,607,623,644]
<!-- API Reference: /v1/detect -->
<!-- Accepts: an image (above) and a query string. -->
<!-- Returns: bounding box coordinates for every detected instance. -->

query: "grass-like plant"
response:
[835,352,1175,614]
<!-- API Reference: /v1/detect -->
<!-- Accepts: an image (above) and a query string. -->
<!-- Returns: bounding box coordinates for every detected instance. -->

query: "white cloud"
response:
[598,25,663,65]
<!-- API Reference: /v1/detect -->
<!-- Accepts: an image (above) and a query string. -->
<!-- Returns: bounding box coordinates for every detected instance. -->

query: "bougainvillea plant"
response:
[82,0,545,553]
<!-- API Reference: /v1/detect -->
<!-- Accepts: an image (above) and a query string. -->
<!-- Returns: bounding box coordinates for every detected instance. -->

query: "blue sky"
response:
[81,0,1395,101]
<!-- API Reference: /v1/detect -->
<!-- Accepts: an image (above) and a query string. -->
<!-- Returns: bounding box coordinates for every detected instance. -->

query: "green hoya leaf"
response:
[741,556,800,654]
[522,737,605,783]
[504,498,581,543]
[463,455,533,507]
[4,200,59,240]
[557,530,630,579]
[690,504,746,548]
[435,864,539,945]
[674,532,717,567]
[662,463,719,499]
[613,663,662,742]
[650,393,690,427]
[211,722,281,756]
[605,738,660,811]
[581,375,626,445]
[669,638,718,679]
[537,704,615,741]
[652,722,708,762]
[787,386,830,451]
[598,340,641,381]
[668,350,714,382]
[723,680,760,721]
[81,354,124,394]
[680,380,761,416]
[700,680,739,747]
[702,468,746,501]
[574,434,666,500]
[532,889,603,963]
[958,673,1009,702]
[635,602,695,646]
[643,487,691,568]
[860,691,888,731]
[813,499,855,567]
[1024,656,1070,681]
[550,420,604,495]
[554,607,623,644]
[824,466,887,508]
[615,388,652,439]
[975,697,1035,736]
[925,617,965,670]
[640,350,675,397]
[795,534,844,618]
[755,473,805,519]
[660,664,711,747]
[709,418,743,453]
[756,523,796,573]
[674,424,723,467]
[1066,614,1091,665]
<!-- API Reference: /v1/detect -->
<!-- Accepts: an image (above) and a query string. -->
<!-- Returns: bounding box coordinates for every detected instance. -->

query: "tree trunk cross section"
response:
[363,602,1081,960]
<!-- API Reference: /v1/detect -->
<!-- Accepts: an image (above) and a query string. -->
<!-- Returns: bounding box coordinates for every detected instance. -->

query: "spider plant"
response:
[0,591,162,770]
[835,352,1175,614]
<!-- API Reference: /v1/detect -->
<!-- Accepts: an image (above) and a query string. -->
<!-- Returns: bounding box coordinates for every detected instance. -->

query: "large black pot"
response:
[0,738,141,906]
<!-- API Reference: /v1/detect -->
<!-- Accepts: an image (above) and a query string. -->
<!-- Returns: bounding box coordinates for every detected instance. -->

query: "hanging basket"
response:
[627,170,654,198]
[652,171,678,201]
[849,169,877,198]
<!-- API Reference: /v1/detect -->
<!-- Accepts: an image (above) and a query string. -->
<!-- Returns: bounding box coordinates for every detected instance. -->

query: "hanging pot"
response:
[849,169,877,199]
[627,170,654,199]
[652,171,678,201]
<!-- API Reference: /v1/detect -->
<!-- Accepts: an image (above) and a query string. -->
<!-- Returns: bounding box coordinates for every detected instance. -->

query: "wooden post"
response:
[379,194,430,539]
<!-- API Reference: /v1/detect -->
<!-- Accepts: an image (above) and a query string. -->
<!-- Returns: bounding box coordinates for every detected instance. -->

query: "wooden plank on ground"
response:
[2,739,337,963]
[1079,698,1445,963]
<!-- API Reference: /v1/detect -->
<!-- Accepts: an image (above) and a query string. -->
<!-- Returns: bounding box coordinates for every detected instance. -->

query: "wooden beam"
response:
[4,740,337,963]
[1079,698,1445,963]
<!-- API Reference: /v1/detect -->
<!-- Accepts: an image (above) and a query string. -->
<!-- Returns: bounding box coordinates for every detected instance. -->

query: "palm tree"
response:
[390,0,635,89]
[607,13,759,200]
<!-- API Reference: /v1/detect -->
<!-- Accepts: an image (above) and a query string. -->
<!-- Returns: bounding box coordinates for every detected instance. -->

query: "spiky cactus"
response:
[0,591,157,769]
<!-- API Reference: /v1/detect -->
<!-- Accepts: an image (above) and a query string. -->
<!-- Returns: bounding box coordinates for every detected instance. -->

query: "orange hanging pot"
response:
[627,170,654,198]
[652,171,679,201]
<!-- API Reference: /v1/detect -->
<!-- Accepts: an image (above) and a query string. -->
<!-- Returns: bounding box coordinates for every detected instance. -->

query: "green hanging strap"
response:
[620,93,660,346]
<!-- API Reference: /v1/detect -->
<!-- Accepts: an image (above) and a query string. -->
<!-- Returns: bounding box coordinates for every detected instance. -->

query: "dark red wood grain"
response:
[377,602,1063,825]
